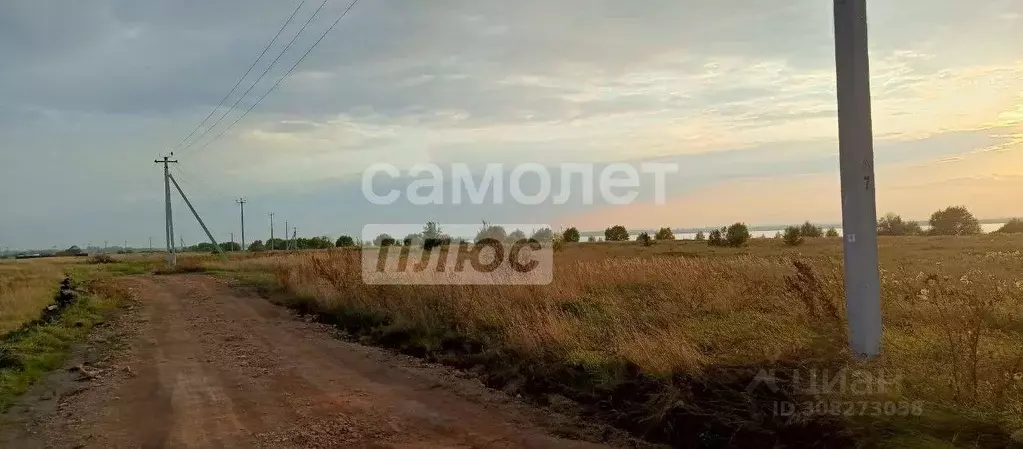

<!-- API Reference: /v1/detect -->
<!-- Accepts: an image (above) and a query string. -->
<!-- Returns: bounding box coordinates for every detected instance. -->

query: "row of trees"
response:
[198,206,1015,253]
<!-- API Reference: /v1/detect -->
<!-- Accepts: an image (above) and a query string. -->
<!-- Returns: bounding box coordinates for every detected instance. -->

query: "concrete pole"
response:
[155,156,178,267]
[834,0,882,357]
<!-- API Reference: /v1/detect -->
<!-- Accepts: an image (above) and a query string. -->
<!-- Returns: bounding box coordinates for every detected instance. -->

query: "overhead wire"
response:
[171,0,308,152]
[189,0,363,158]
[179,0,333,156]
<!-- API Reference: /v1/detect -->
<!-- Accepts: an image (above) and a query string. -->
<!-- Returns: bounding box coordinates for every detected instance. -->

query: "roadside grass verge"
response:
[243,242,1023,449]
[0,261,65,334]
[0,279,131,411]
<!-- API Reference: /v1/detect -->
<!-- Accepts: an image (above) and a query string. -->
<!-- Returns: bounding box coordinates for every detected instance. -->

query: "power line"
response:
[181,0,332,156]
[189,0,363,157]
[172,1,307,152]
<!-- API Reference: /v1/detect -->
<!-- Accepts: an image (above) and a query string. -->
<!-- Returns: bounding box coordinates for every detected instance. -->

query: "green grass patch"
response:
[0,292,121,411]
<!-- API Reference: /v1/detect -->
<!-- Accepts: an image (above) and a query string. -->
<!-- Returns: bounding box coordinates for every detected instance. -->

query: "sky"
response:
[0,0,1021,249]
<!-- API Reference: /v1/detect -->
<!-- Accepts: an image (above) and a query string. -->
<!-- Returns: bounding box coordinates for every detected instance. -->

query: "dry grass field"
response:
[248,236,1023,448]
[0,260,69,334]
[3,236,1021,447]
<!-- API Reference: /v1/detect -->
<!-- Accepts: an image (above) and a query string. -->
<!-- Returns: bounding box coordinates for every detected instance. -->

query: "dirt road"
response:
[1,276,616,449]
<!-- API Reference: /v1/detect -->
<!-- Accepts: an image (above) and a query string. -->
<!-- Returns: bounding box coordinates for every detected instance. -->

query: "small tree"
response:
[403,233,423,246]
[825,227,839,238]
[929,206,981,236]
[422,222,443,240]
[248,240,266,251]
[799,221,823,238]
[506,229,527,244]
[996,218,1023,234]
[476,222,508,243]
[587,235,597,242]
[774,231,782,239]
[374,233,396,247]
[694,231,706,241]
[783,226,804,246]
[219,242,242,252]
[707,229,724,247]
[655,227,675,240]
[335,235,355,247]
[531,227,555,243]
[605,225,630,242]
[877,213,923,236]
[637,232,654,246]
[726,222,751,247]
[562,227,581,243]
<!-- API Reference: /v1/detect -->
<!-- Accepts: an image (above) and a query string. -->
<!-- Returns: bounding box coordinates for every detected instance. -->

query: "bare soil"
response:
[0,275,624,449]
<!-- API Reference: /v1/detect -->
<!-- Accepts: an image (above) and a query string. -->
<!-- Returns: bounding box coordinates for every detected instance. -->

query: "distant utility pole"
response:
[284,220,289,250]
[292,226,297,250]
[124,240,127,251]
[180,237,185,252]
[155,155,179,267]
[231,232,235,251]
[104,241,108,253]
[269,213,275,250]
[149,237,153,252]
[236,198,247,251]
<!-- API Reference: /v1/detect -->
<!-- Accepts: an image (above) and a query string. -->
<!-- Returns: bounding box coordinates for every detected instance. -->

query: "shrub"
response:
[783,226,804,246]
[825,227,839,238]
[587,236,597,242]
[249,240,267,251]
[877,213,923,236]
[655,227,675,240]
[403,233,423,246]
[799,221,823,238]
[88,254,116,264]
[531,227,555,243]
[476,222,508,243]
[374,234,396,247]
[638,232,653,246]
[605,225,630,242]
[995,218,1023,234]
[562,227,581,243]
[506,229,527,244]
[929,206,981,236]
[335,236,355,248]
[694,231,706,241]
[725,223,751,247]
[707,229,725,247]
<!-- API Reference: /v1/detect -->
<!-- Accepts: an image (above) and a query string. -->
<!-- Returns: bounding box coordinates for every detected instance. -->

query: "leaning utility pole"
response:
[834,0,882,357]
[168,174,227,261]
[155,155,178,267]
[236,198,247,251]
[269,213,275,250]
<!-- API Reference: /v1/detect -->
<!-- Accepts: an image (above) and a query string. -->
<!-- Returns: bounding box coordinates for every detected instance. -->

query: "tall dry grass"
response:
[258,241,1023,442]
[0,260,65,334]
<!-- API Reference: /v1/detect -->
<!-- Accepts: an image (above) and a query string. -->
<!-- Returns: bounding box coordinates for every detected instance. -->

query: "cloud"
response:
[0,0,1020,248]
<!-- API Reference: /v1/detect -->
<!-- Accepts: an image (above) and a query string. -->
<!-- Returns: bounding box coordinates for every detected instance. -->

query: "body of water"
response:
[583,222,1009,242]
